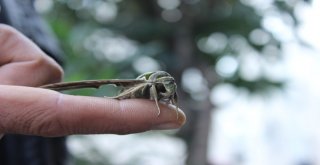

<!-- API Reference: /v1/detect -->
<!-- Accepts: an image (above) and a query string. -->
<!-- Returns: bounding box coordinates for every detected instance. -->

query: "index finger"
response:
[0,85,186,137]
[0,24,63,86]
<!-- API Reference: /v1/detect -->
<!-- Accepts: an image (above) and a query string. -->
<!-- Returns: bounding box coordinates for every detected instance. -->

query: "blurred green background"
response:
[34,0,320,164]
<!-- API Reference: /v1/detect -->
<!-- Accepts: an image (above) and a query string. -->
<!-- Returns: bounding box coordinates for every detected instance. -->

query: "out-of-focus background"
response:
[34,0,319,164]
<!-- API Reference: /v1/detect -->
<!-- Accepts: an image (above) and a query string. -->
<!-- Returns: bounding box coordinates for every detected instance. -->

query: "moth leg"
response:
[171,93,179,119]
[151,84,161,116]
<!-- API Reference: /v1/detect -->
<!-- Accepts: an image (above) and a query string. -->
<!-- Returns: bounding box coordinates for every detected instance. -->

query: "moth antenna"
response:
[151,85,161,116]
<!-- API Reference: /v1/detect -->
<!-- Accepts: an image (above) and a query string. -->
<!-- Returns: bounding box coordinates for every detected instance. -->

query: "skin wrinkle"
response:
[100,99,121,133]
[119,100,157,133]
[6,100,41,134]
[58,94,81,135]
[29,91,65,136]
[31,55,63,84]
[0,61,39,84]
[118,101,138,132]
[23,58,49,85]
[117,100,137,132]
[84,97,99,133]
[55,93,64,108]
[113,102,142,134]
[0,110,8,132]
[111,111,147,134]
[23,105,46,134]
[98,101,120,134]
[118,101,138,134]
[57,94,78,135]
[17,99,53,135]
[32,109,60,136]
[0,87,58,136]
[91,98,127,134]
[0,57,63,86]
[64,96,98,134]
[3,99,34,134]
[55,117,66,136]
[0,91,16,133]
[32,94,60,136]
[36,118,57,136]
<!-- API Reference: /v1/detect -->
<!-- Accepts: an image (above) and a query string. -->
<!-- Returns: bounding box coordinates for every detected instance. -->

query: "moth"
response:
[40,71,179,117]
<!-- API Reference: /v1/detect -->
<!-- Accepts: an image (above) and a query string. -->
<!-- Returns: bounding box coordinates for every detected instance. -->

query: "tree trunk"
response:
[170,25,214,165]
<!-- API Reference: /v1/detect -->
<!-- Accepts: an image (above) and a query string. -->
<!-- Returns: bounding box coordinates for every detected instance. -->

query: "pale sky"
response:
[210,1,320,164]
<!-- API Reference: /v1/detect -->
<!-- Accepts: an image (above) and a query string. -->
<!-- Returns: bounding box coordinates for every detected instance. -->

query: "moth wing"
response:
[110,83,148,99]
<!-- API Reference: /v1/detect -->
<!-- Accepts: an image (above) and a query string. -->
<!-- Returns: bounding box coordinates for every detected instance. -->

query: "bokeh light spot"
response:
[216,55,239,78]
[249,29,271,45]
[198,32,228,54]
[161,9,182,23]
[93,1,118,23]
[157,0,180,10]
[34,0,53,13]
[133,56,160,74]
[210,83,238,105]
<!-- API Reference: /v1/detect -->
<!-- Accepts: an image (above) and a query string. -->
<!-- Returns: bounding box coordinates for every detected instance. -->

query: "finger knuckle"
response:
[32,56,64,83]
[50,63,64,83]
[0,24,22,47]
[42,58,64,83]
[34,117,64,137]
[0,24,19,37]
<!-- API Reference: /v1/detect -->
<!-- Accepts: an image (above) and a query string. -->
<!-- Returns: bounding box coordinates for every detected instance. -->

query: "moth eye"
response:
[164,80,174,85]
[137,71,154,79]
[156,83,166,93]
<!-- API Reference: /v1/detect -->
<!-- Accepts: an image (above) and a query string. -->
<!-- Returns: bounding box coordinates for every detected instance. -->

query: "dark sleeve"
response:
[0,0,64,64]
[0,0,68,165]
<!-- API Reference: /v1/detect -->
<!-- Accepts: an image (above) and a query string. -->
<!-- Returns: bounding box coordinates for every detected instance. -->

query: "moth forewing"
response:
[110,82,148,99]
[40,79,145,91]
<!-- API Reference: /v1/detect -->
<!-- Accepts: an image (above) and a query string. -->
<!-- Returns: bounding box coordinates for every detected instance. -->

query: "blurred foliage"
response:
[42,0,298,94]
[39,0,309,164]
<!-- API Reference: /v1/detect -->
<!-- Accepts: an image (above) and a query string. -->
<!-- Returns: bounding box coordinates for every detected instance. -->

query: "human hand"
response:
[0,24,186,137]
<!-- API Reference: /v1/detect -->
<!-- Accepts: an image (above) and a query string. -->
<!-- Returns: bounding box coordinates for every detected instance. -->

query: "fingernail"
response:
[152,122,180,130]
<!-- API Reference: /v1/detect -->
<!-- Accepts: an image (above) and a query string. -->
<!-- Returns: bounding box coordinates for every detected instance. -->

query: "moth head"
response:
[157,77,177,95]
[139,71,171,81]
[137,71,177,96]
